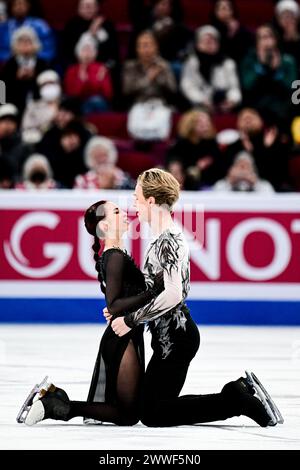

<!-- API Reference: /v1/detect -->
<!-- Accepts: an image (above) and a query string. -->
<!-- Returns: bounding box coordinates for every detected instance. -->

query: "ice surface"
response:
[0,324,299,450]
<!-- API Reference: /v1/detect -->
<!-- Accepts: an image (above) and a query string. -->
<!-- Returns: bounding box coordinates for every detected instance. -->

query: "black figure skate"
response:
[245,370,284,425]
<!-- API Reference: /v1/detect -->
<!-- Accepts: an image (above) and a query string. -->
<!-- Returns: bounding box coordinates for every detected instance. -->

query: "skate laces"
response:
[32,381,54,402]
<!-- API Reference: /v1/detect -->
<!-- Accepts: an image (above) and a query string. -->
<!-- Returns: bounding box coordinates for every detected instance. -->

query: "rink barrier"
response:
[0,190,299,324]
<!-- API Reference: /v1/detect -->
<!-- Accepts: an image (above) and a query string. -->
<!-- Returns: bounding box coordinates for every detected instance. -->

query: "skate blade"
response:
[16,376,50,424]
[250,371,284,424]
[83,418,103,425]
[245,371,283,426]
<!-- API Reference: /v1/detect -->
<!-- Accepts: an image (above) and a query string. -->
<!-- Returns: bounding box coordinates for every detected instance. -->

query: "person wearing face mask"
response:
[21,70,62,143]
[15,153,61,189]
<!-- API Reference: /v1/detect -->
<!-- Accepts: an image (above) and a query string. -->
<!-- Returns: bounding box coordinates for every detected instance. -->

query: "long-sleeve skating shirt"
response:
[124,226,190,328]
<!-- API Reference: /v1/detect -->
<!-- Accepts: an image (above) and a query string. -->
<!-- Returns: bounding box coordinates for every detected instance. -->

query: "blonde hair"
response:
[137,168,180,209]
[178,109,216,143]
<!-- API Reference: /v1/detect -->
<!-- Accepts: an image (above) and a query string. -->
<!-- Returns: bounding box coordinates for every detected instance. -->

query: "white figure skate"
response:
[16,376,52,424]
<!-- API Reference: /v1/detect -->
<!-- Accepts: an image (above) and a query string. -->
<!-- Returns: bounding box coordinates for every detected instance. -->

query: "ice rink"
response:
[0,324,299,450]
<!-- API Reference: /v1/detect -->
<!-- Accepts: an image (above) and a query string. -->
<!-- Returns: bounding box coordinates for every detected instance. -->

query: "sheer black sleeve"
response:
[104,250,162,317]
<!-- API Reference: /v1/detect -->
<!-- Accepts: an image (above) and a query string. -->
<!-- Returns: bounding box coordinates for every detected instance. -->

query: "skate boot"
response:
[221,376,256,397]
[17,376,52,423]
[221,372,281,427]
[17,378,71,426]
[245,371,284,425]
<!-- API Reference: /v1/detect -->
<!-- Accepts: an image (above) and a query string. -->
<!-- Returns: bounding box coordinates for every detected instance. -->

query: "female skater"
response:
[109,168,283,428]
[20,199,164,426]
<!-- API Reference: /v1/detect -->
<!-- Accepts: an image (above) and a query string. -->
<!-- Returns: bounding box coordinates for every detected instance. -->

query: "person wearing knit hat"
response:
[275,0,300,17]
[195,25,220,42]
[180,23,241,112]
[36,70,60,88]
[274,0,300,71]
[21,70,62,144]
[0,103,18,121]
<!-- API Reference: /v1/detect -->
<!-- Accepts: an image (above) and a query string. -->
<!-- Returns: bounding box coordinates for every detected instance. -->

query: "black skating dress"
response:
[85,247,160,421]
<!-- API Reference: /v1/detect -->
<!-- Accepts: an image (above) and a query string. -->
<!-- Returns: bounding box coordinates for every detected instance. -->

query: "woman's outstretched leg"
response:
[24,341,143,426]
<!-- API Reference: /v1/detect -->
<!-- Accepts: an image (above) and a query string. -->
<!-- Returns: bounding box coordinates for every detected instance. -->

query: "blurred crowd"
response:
[1,0,300,192]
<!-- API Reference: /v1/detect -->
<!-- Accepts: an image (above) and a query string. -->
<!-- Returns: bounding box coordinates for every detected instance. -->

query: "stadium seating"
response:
[40,0,276,31]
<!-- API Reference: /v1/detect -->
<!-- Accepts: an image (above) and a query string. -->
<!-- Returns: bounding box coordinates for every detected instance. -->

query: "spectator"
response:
[166,109,222,188]
[123,30,177,107]
[64,34,113,114]
[0,159,14,188]
[128,0,192,67]
[0,103,30,183]
[63,0,119,68]
[274,0,300,72]
[240,24,297,123]
[210,0,254,64]
[15,153,61,189]
[166,158,207,190]
[213,151,274,192]
[0,0,56,62]
[180,25,242,112]
[221,107,292,191]
[0,1,7,23]
[74,136,134,189]
[44,120,88,189]
[1,26,47,113]
[37,96,93,161]
[165,159,186,189]
[21,69,62,143]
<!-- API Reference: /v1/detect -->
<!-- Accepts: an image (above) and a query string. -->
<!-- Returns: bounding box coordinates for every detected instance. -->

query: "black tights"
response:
[140,356,238,427]
[67,340,142,425]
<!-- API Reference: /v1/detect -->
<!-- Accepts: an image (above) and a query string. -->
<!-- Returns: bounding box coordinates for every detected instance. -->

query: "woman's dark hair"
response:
[256,23,280,48]
[151,0,183,23]
[211,0,239,21]
[84,200,107,287]
[136,29,159,47]
[8,0,43,18]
